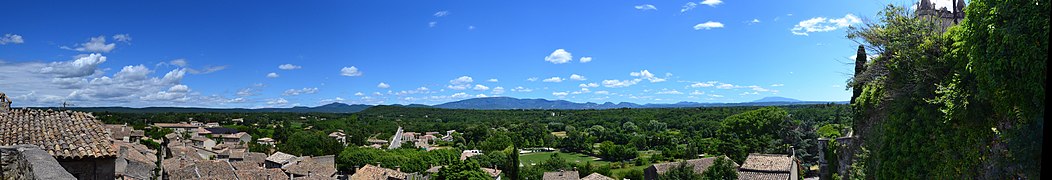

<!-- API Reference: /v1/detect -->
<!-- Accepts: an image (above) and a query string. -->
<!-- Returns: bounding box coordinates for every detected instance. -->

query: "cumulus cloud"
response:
[634,4,657,11]
[579,83,599,88]
[67,36,116,53]
[39,53,107,78]
[1,34,24,45]
[340,66,362,76]
[693,21,725,30]
[267,72,279,78]
[543,77,564,83]
[544,49,573,64]
[283,87,319,96]
[771,83,784,87]
[656,89,684,95]
[168,59,188,67]
[527,77,538,82]
[690,90,706,95]
[701,0,723,6]
[279,64,301,70]
[185,65,226,74]
[579,57,592,63]
[355,92,365,96]
[267,98,289,105]
[602,79,640,88]
[487,78,499,82]
[450,92,470,99]
[511,86,533,92]
[690,81,716,88]
[569,74,587,81]
[473,84,490,91]
[791,14,861,36]
[112,34,132,43]
[450,76,474,84]
[377,82,390,89]
[630,70,666,82]
[552,91,569,97]
[594,90,611,95]
[492,87,505,94]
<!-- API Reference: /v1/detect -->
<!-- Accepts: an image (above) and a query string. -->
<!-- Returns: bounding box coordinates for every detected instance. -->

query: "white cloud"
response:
[39,53,107,78]
[543,77,564,83]
[512,86,533,92]
[701,0,723,7]
[279,64,301,70]
[447,84,470,90]
[69,36,116,53]
[429,21,438,27]
[473,84,490,91]
[571,88,591,95]
[690,81,716,88]
[693,21,725,30]
[492,87,505,94]
[476,94,488,98]
[112,34,132,43]
[266,72,279,78]
[750,19,761,24]
[709,94,724,98]
[690,90,705,95]
[487,78,499,82]
[771,83,784,87]
[630,70,666,82]
[377,82,390,89]
[450,92,471,99]
[544,49,573,64]
[115,65,151,81]
[168,59,188,67]
[681,2,698,12]
[185,65,226,74]
[552,91,569,97]
[450,76,474,84]
[569,74,587,81]
[1,34,24,45]
[434,11,449,17]
[656,89,684,95]
[602,79,641,88]
[355,92,365,96]
[791,14,861,36]
[716,83,736,89]
[527,77,538,82]
[340,66,362,76]
[594,90,611,95]
[634,4,657,11]
[740,91,760,95]
[283,87,319,96]
[267,98,289,105]
[579,57,592,63]
[579,83,599,88]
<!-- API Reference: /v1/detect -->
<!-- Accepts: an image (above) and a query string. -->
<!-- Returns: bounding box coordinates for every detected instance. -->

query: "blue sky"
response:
[0,0,922,108]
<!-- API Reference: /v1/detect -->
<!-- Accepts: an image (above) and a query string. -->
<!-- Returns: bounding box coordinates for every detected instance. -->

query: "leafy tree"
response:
[436,160,491,180]
[277,131,343,156]
[658,162,701,180]
[701,157,738,180]
[716,107,790,162]
[541,153,570,171]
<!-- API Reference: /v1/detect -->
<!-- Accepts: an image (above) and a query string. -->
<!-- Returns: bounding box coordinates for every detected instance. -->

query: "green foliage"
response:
[436,160,492,180]
[621,168,644,180]
[701,157,738,180]
[658,162,701,180]
[597,141,638,162]
[847,1,1046,178]
[716,107,790,163]
[816,124,842,139]
[541,153,570,171]
[277,131,343,156]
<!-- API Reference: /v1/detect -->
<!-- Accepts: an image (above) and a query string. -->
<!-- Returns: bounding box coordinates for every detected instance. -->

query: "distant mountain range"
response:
[28,96,842,113]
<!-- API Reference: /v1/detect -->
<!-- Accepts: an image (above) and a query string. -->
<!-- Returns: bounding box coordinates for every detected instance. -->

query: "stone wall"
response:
[1,145,77,180]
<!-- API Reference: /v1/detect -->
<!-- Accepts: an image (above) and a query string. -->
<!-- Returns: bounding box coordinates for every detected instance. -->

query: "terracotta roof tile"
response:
[350,164,407,180]
[739,154,791,172]
[0,108,117,158]
[236,168,290,180]
[284,155,337,177]
[581,173,614,180]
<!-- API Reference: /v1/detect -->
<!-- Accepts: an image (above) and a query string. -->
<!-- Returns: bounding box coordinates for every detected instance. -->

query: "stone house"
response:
[736,153,800,180]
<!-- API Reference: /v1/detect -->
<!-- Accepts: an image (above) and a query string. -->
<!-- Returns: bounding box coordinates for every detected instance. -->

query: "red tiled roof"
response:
[0,108,117,159]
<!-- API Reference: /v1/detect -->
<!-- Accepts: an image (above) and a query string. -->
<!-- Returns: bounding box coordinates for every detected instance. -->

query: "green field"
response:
[519,150,662,179]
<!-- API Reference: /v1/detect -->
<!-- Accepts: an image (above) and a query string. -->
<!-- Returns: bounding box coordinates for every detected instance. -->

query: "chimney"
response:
[0,92,11,113]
